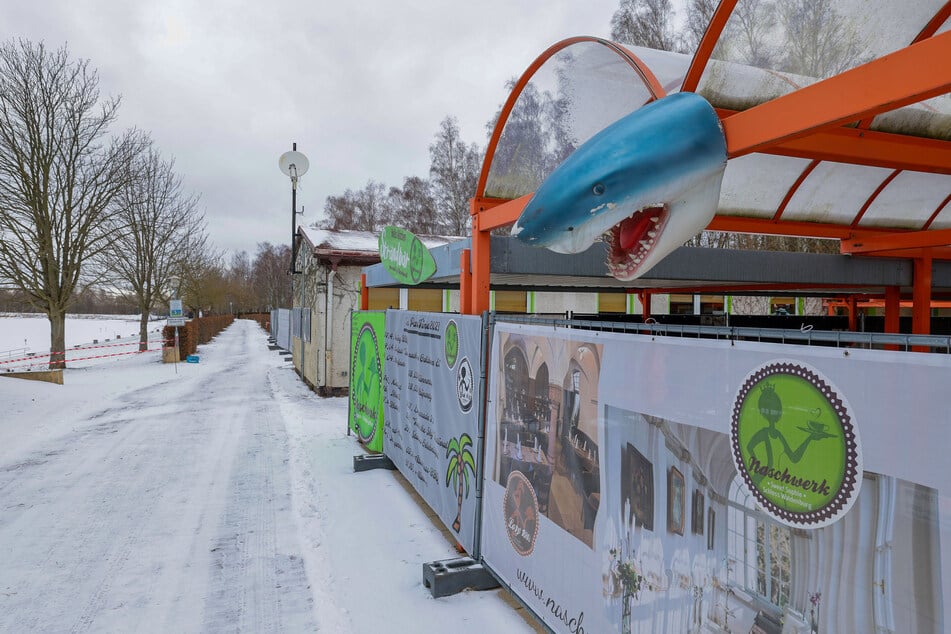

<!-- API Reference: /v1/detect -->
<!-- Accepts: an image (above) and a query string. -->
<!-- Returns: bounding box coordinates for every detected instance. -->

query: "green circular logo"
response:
[444,320,459,369]
[350,323,382,443]
[731,361,861,528]
[409,238,424,283]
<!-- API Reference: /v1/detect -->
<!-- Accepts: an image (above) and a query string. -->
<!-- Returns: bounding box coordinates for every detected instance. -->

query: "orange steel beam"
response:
[772,160,819,221]
[922,192,951,230]
[830,297,951,309]
[850,170,902,228]
[777,121,951,175]
[681,0,739,93]
[722,32,951,157]
[640,290,652,320]
[842,227,951,254]
[470,212,491,315]
[847,295,858,331]
[916,2,951,43]
[715,120,951,175]
[707,216,861,239]
[846,247,951,259]
[913,254,933,340]
[475,194,532,231]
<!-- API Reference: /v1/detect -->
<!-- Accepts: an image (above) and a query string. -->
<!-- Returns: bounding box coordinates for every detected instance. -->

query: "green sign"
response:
[349,312,386,452]
[378,226,437,285]
[731,360,861,528]
[444,319,459,369]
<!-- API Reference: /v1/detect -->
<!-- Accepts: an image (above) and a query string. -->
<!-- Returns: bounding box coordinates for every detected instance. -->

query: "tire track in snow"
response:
[0,320,317,632]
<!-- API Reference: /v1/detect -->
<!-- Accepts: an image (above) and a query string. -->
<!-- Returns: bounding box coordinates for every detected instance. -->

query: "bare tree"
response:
[388,176,440,234]
[177,240,223,316]
[251,242,291,310]
[429,116,480,236]
[728,0,778,67]
[778,0,868,78]
[610,0,682,52]
[99,140,205,350]
[223,250,253,314]
[0,39,142,368]
[683,0,720,53]
[319,180,392,232]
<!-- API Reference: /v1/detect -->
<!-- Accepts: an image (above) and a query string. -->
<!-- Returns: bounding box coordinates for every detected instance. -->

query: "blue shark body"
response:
[511,92,727,280]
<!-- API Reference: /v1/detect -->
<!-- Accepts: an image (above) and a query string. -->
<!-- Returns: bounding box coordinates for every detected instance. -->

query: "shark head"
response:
[511,92,727,280]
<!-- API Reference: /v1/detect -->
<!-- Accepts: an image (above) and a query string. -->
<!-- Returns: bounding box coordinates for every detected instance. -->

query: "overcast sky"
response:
[2,1,628,257]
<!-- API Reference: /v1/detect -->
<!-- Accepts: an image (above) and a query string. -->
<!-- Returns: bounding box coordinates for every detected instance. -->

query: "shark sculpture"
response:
[511,91,727,280]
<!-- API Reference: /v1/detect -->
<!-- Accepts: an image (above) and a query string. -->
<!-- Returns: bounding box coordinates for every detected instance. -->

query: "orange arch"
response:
[475,36,667,202]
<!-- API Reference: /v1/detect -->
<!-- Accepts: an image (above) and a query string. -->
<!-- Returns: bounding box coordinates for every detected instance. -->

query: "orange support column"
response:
[640,290,652,321]
[884,286,900,351]
[913,254,933,337]
[459,249,472,315]
[360,273,369,310]
[469,209,491,315]
[847,295,857,331]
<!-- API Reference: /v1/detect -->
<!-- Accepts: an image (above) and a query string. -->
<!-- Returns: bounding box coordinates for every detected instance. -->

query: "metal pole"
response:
[290,142,297,276]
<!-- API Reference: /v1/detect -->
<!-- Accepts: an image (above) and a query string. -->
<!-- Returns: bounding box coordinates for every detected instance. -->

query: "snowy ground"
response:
[0,319,537,633]
[0,313,167,372]
[0,313,162,352]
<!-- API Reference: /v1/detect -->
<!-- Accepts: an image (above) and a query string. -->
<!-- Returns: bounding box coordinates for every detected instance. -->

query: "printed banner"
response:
[382,310,482,554]
[348,311,386,452]
[481,321,949,634]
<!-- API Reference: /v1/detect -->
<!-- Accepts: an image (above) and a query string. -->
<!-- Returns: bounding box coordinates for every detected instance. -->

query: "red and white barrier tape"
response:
[0,338,172,366]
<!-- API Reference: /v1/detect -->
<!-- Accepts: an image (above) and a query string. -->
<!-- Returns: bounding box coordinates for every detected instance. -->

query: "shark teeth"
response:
[605,206,668,281]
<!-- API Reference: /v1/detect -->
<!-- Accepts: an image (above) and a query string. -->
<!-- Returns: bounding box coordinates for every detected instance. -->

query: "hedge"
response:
[242,312,270,333]
[162,314,235,359]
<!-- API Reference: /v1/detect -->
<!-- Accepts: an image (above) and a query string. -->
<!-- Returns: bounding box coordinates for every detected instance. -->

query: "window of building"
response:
[727,477,792,608]
[407,288,442,312]
[493,290,527,313]
[598,292,626,313]
[367,287,399,310]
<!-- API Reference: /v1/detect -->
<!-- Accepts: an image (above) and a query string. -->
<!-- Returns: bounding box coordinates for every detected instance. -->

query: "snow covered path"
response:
[0,321,316,632]
[0,319,535,633]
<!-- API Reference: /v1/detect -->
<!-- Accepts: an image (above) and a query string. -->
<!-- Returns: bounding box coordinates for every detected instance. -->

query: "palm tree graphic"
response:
[445,434,477,532]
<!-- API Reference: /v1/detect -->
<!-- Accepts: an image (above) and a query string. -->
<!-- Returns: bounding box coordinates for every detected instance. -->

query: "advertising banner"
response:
[348,311,386,452]
[378,226,437,285]
[382,310,482,554]
[481,321,949,634]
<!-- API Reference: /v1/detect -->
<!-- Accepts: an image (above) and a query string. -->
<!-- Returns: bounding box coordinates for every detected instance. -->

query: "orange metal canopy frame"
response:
[461,6,951,339]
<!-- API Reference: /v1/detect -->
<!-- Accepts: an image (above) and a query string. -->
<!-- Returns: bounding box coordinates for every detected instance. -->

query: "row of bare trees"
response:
[319,116,481,236]
[0,39,223,366]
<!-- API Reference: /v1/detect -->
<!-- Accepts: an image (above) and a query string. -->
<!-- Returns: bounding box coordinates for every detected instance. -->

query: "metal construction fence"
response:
[349,310,951,634]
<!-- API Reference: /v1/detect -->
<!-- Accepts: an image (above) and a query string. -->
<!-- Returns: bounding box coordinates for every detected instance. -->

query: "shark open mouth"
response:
[604,205,668,280]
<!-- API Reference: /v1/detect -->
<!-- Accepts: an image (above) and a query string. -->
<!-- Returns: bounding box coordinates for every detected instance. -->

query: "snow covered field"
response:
[0,319,537,633]
[0,313,162,352]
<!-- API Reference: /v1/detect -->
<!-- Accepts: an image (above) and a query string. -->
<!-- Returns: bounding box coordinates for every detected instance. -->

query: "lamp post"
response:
[279,143,309,276]
[279,144,310,377]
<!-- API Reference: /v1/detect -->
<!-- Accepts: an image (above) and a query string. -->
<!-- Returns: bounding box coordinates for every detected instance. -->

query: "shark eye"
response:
[592,183,605,196]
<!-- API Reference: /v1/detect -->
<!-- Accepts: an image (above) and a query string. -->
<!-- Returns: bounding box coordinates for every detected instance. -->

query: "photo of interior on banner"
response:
[494,333,603,549]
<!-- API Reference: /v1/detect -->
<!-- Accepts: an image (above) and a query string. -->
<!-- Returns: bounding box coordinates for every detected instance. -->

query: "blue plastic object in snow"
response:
[186,355,200,363]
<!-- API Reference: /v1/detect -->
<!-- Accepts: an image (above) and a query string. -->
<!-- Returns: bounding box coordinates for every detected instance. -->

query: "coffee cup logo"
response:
[503,470,539,556]
[731,361,861,528]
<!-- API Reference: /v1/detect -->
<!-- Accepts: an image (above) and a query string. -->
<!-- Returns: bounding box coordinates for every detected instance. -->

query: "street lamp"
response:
[279,143,309,275]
